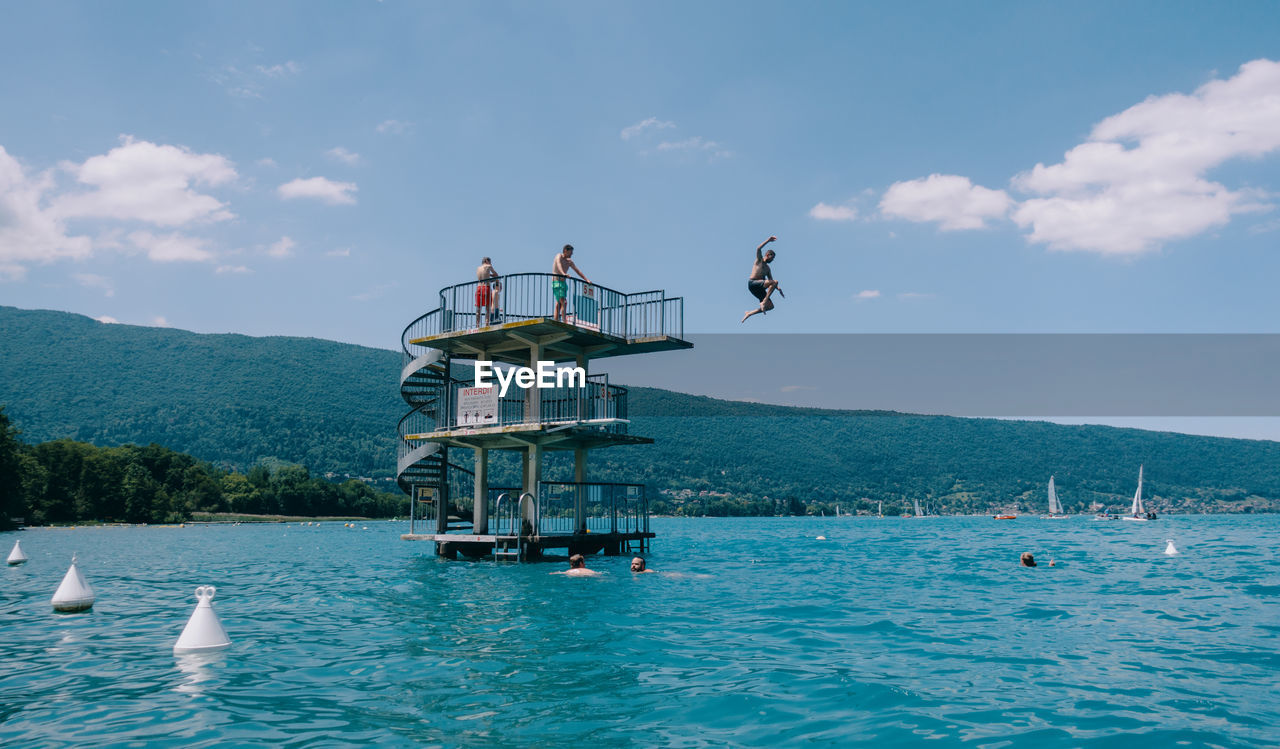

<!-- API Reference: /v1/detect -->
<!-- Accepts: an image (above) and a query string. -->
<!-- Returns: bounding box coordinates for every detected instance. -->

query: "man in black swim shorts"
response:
[742,235,779,323]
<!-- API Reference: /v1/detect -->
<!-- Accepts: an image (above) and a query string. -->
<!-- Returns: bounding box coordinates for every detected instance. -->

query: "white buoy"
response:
[1164,539,1179,556]
[51,555,95,612]
[174,585,231,654]
[816,536,827,540]
[6,539,27,565]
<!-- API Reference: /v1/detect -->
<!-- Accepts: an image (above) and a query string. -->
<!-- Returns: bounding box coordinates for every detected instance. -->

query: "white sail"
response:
[1131,465,1145,516]
[1048,476,1061,515]
[913,498,923,517]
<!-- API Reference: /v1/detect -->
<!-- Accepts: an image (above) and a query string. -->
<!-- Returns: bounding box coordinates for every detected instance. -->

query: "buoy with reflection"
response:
[6,539,27,565]
[51,555,95,612]
[1164,539,1179,556]
[816,536,827,540]
[174,585,232,654]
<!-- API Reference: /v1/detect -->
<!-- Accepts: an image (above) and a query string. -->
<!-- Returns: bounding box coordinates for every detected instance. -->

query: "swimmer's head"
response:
[630,557,646,572]
[1020,552,1037,567]
[569,553,585,569]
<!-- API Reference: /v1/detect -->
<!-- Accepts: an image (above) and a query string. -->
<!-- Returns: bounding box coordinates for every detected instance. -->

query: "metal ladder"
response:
[492,493,522,561]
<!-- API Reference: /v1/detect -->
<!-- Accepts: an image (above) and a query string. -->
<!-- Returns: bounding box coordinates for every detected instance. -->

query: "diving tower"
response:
[397,272,691,560]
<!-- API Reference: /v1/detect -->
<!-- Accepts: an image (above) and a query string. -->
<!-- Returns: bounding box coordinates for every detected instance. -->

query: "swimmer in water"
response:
[630,557,656,573]
[556,553,601,576]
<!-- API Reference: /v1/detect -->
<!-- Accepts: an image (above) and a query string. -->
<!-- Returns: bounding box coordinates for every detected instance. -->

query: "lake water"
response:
[3,516,1279,747]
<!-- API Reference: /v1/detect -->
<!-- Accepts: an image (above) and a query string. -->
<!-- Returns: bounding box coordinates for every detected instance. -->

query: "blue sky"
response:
[2,2,1279,436]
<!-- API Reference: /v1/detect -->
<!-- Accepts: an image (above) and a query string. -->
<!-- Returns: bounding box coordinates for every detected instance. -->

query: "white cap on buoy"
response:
[51,555,95,612]
[816,536,827,540]
[6,539,27,565]
[174,585,231,654]
[1164,539,1179,555]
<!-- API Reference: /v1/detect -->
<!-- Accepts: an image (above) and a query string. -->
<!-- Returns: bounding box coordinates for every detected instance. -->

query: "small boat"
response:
[877,501,883,518]
[1123,465,1154,522]
[913,498,924,518]
[1094,507,1118,521]
[994,514,1017,520]
[1041,476,1069,519]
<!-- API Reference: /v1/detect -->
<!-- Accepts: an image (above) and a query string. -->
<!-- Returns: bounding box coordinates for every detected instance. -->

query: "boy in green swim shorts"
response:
[552,244,591,322]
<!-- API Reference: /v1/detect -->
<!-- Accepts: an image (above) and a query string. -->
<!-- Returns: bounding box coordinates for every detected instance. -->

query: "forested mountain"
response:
[3,305,1278,515]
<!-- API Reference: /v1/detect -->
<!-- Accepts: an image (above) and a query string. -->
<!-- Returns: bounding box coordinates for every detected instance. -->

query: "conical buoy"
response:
[51,555,95,612]
[1164,539,1179,556]
[174,586,231,653]
[6,540,27,565]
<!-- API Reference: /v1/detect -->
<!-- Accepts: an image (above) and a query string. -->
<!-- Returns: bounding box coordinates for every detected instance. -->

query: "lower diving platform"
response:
[401,530,655,560]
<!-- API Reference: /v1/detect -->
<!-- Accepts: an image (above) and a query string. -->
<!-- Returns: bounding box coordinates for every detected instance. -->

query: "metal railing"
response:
[401,273,684,345]
[439,374,627,433]
[537,481,647,535]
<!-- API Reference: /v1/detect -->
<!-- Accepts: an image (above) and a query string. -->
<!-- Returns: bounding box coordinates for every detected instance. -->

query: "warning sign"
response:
[457,385,499,426]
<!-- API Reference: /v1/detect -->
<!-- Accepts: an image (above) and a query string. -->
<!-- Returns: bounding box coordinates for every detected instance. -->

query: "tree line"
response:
[1,407,406,528]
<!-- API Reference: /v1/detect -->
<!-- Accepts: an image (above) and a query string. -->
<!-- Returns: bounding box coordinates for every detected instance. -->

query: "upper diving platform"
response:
[402,273,692,365]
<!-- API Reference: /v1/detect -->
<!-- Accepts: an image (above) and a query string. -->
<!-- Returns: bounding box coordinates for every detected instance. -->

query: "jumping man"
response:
[741,235,780,323]
[552,244,591,323]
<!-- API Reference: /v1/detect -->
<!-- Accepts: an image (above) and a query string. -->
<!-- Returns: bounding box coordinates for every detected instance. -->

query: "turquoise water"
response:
[3,516,1279,747]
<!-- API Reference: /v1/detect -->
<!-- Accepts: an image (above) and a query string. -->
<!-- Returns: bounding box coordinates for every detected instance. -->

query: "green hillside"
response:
[2,305,1277,514]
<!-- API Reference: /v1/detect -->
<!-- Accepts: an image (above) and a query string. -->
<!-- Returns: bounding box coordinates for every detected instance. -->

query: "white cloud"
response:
[350,282,396,302]
[325,147,361,166]
[256,157,278,168]
[326,247,351,257]
[880,174,1012,230]
[656,136,731,156]
[621,117,675,140]
[855,289,881,300]
[810,202,859,222]
[256,61,301,78]
[52,136,236,227]
[876,59,1280,255]
[216,264,251,274]
[74,273,114,297]
[94,315,120,324]
[278,176,357,205]
[898,291,935,300]
[128,231,213,262]
[150,315,170,327]
[1009,59,1280,254]
[268,236,296,258]
[0,145,93,275]
[376,119,411,135]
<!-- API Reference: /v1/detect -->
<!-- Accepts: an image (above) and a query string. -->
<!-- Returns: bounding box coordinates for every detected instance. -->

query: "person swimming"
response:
[556,553,601,576]
[630,557,656,573]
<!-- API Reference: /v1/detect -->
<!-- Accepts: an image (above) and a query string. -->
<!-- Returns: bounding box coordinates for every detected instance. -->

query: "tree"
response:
[0,407,26,529]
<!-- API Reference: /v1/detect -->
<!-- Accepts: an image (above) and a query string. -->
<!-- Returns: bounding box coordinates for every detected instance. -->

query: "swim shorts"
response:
[475,284,491,307]
[748,279,768,301]
[552,278,568,301]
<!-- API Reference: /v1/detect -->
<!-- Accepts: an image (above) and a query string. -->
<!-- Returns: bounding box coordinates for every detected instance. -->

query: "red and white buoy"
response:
[51,555,95,612]
[173,585,231,654]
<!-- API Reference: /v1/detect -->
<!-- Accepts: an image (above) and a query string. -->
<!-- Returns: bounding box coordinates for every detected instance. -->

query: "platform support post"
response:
[474,447,488,534]
[525,443,542,535]
[574,449,587,533]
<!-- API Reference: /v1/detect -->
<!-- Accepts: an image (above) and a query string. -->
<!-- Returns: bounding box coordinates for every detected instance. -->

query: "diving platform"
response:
[408,317,691,366]
[396,271,689,560]
[400,532,656,560]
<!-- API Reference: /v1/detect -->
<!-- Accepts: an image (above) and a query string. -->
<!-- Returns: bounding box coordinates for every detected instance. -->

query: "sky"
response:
[2,2,1279,437]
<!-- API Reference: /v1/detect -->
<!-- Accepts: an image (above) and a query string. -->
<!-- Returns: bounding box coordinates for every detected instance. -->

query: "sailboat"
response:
[877,501,883,518]
[1041,476,1069,519]
[1123,465,1155,521]
[913,497,923,518]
